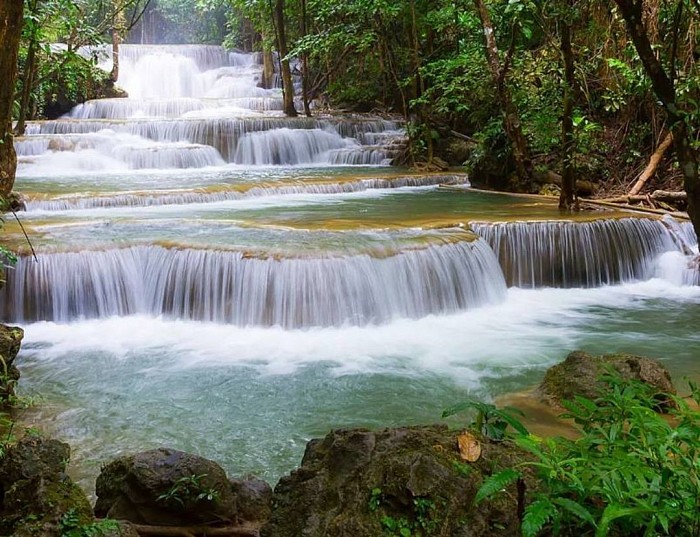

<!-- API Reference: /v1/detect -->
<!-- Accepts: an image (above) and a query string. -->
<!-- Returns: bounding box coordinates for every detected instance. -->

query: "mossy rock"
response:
[0,324,24,406]
[537,350,676,410]
[94,448,237,526]
[0,436,93,536]
[262,425,535,537]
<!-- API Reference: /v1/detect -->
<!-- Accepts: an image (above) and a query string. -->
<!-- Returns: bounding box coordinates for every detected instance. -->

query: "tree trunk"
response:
[262,46,275,89]
[472,0,533,187]
[614,0,700,240]
[558,17,576,210]
[273,0,297,117]
[0,0,24,198]
[15,36,37,137]
[111,0,126,83]
[300,0,311,117]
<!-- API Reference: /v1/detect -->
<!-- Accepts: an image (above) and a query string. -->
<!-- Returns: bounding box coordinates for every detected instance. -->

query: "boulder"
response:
[230,476,272,524]
[94,448,237,526]
[0,324,23,405]
[262,425,532,537]
[538,350,676,409]
[0,435,93,536]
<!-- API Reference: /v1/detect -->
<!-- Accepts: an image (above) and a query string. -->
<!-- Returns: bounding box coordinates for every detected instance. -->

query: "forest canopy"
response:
[7,0,700,224]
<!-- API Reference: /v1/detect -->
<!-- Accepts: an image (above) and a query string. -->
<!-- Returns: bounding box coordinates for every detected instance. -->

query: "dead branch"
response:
[581,198,689,219]
[628,131,673,195]
[130,524,259,537]
[600,189,687,204]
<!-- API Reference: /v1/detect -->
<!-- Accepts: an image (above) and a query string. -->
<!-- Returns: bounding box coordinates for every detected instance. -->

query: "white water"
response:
[17,45,404,173]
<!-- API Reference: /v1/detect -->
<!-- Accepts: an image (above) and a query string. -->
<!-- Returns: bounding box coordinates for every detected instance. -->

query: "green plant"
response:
[157,474,221,507]
[442,398,529,441]
[369,487,440,536]
[59,508,118,537]
[475,376,700,536]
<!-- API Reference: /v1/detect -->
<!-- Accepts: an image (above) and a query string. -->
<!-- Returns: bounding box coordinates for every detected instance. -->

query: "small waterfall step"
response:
[0,239,506,328]
[470,218,687,288]
[21,173,469,211]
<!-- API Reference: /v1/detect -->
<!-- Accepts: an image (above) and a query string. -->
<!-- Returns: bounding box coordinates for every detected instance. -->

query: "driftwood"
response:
[581,198,689,219]
[131,524,259,537]
[599,190,687,205]
[629,132,674,195]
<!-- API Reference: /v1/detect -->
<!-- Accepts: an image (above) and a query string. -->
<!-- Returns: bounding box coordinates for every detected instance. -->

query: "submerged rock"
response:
[0,324,23,406]
[538,350,676,409]
[0,436,93,536]
[94,448,237,526]
[262,425,531,537]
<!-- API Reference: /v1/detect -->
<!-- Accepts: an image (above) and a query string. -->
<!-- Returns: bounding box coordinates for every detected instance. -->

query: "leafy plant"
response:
[474,376,700,536]
[59,508,118,537]
[157,473,221,507]
[442,398,529,441]
[369,487,439,537]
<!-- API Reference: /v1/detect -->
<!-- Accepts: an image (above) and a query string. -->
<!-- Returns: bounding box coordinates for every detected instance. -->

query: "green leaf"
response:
[474,469,520,505]
[552,497,596,527]
[522,499,556,537]
[596,504,651,537]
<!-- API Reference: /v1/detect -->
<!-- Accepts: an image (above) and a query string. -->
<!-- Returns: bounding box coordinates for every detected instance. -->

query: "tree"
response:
[558,0,578,211]
[0,0,25,197]
[472,0,533,187]
[613,0,700,240]
[272,0,297,117]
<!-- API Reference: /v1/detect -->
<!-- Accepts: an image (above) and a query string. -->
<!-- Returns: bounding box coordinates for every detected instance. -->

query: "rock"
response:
[0,435,93,536]
[538,350,676,410]
[0,324,23,404]
[262,425,532,537]
[230,476,272,524]
[94,448,237,526]
[0,435,69,484]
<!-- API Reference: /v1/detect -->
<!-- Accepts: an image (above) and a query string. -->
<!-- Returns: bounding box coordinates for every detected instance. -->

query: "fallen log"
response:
[581,198,690,219]
[130,524,259,537]
[599,190,687,205]
[629,132,673,195]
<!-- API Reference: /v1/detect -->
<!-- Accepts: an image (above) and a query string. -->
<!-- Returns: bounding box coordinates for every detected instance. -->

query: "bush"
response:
[474,376,700,536]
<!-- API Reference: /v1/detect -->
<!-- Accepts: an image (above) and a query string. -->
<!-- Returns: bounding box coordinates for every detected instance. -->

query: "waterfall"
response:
[22,117,400,165]
[19,45,405,171]
[24,175,469,211]
[471,218,680,287]
[0,240,507,328]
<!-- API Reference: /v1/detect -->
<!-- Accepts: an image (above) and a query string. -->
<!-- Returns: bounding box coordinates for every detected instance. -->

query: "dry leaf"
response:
[458,431,481,462]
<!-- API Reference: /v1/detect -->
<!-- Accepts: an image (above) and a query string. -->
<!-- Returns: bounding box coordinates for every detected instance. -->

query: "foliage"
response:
[156,473,221,507]
[369,487,439,537]
[59,508,119,537]
[442,398,528,441]
[474,376,700,536]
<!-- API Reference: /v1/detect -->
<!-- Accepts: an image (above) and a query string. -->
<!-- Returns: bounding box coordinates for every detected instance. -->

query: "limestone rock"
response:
[230,476,272,524]
[262,425,531,537]
[0,436,92,536]
[538,350,676,410]
[94,448,237,526]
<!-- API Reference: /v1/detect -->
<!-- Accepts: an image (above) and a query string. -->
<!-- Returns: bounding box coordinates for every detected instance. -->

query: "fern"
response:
[552,497,596,527]
[522,499,556,537]
[474,468,520,505]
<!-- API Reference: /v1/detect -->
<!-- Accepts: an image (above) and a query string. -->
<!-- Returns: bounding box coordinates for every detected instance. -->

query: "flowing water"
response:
[5,45,700,490]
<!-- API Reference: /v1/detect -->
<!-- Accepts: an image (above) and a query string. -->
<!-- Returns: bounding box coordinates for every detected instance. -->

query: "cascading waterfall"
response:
[20,117,401,167]
[17,45,405,172]
[0,240,507,328]
[23,175,469,211]
[470,218,681,287]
